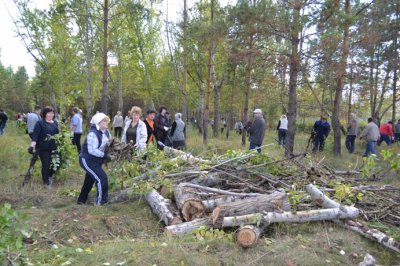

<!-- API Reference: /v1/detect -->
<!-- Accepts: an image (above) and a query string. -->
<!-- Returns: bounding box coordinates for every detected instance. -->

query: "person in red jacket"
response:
[379,121,393,146]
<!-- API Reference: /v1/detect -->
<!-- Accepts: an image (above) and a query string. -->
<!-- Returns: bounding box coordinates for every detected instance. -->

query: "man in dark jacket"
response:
[248,108,266,154]
[0,109,8,136]
[312,117,331,152]
[154,107,170,149]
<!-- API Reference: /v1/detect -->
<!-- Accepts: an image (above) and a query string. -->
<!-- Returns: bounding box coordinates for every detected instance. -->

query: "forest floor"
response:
[1,125,400,265]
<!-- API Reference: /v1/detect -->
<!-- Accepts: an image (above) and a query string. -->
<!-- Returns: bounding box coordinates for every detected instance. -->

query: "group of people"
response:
[23,104,189,206]
[310,114,400,157]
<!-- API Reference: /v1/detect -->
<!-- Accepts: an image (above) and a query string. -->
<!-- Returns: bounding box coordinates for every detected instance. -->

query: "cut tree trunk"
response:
[180,183,262,197]
[145,189,182,226]
[222,208,359,227]
[235,225,266,248]
[211,191,291,226]
[174,184,206,221]
[165,218,211,236]
[202,195,245,211]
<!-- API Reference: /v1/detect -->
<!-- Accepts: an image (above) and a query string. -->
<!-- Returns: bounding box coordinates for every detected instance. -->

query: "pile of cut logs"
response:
[108,143,400,253]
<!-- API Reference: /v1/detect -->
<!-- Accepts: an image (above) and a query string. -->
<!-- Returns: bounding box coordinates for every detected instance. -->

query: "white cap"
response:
[253,108,262,114]
[90,112,108,125]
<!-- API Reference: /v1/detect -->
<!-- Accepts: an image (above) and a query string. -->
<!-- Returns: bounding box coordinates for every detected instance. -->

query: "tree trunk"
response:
[101,0,109,114]
[174,184,206,221]
[285,0,302,157]
[242,36,253,146]
[202,195,245,211]
[392,4,399,123]
[117,47,123,113]
[84,0,94,124]
[145,189,182,226]
[211,191,291,226]
[203,0,215,144]
[332,0,351,155]
[182,0,188,122]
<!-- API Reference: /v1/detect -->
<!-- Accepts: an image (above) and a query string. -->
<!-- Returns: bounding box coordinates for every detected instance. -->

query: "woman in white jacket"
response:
[122,106,147,153]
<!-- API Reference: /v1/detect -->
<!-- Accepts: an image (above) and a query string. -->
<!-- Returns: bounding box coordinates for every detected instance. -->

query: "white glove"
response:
[164,126,169,131]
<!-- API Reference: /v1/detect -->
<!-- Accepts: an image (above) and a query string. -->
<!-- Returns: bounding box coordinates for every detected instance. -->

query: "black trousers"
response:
[114,127,122,138]
[72,133,82,153]
[38,149,55,185]
[78,156,108,205]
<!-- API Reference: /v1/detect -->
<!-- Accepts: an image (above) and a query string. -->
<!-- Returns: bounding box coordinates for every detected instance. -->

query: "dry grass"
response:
[1,126,400,265]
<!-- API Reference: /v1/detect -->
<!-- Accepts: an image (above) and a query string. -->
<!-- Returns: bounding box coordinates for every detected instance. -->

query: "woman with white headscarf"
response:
[77,112,112,206]
[170,113,186,150]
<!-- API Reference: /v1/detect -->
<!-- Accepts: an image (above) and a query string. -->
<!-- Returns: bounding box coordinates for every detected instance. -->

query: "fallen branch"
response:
[180,183,262,197]
[306,183,400,254]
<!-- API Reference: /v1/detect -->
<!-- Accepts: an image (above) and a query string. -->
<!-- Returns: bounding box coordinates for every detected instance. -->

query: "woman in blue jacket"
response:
[77,113,111,206]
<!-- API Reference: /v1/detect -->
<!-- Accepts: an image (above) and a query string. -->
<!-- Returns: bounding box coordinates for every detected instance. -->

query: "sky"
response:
[0,0,232,78]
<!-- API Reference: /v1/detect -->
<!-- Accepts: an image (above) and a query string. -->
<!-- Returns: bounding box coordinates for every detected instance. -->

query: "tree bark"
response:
[222,208,359,227]
[101,0,109,114]
[285,0,302,157]
[145,189,182,226]
[181,0,188,122]
[211,191,291,226]
[203,0,215,145]
[332,0,351,155]
[165,218,211,236]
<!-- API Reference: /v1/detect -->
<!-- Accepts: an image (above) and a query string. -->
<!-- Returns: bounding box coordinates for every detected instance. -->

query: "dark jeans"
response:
[379,134,392,146]
[72,133,82,153]
[312,135,325,152]
[78,156,108,205]
[114,127,122,138]
[172,140,186,150]
[0,123,6,135]
[278,129,287,145]
[395,133,400,142]
[345,135,356,153]
[249,142,261,154]
[38,149,56,185]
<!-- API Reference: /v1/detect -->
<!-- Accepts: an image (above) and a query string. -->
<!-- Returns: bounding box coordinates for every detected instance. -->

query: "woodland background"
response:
[0,0,399,155]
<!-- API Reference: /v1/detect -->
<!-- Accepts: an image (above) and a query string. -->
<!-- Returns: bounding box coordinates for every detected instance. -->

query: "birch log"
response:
[222,208,359,227]
[306,183,400,254]
[165,218,212,236]
[212,191,291,226]
[145,189,182,226]
[235,225,265,248]
[174,184,206,221]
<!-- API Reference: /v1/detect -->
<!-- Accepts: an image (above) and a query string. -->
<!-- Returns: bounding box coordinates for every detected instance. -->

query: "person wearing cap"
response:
[248,108,266,153]
[312,116,331,152]
[170,113,186,150]
[28,106,59,186]
[144,109,156,145]
[121,106,147,153]
[112,111,124,139]
[77,112,112,205]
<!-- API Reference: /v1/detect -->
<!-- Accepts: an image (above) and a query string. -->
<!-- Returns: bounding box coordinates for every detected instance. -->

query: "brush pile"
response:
[106,140,399,251]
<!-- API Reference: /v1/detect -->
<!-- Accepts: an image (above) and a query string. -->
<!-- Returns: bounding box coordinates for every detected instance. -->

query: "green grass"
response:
[1,125,400,265]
